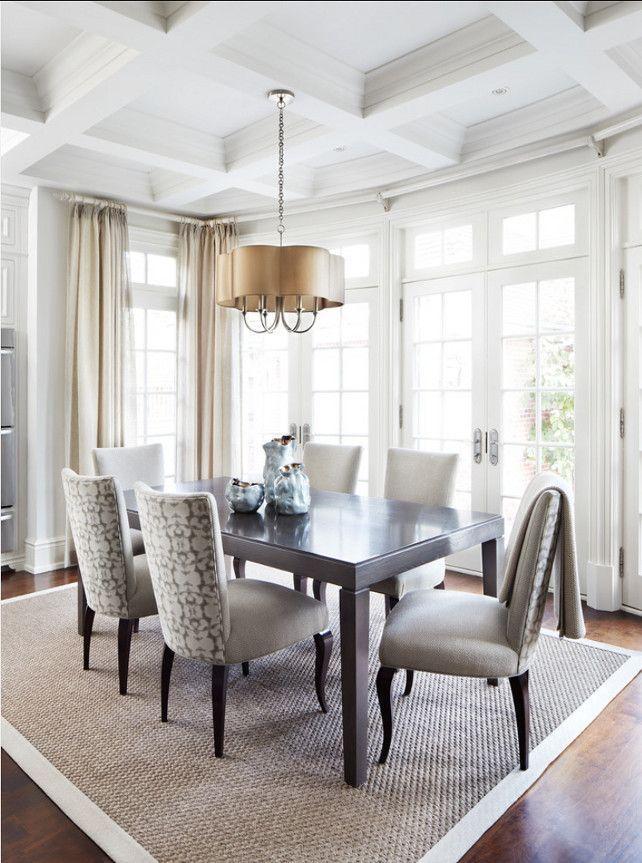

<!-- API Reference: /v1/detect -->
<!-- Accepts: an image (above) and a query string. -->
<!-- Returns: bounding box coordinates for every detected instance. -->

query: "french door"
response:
[240,288,379,495]
[402,258,588,579]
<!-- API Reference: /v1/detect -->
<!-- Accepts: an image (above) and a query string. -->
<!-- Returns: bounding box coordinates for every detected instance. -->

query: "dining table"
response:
[78,477,504,788]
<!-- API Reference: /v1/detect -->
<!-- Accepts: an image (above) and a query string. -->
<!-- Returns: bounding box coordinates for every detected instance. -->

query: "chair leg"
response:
[83,607,95,670]
[312,579,327,603]
[313,630,333,713]
[233,557,246,578]
[293,574,309,594]
[402,669,414,697]
[133,618,140,633]
[376,665,397,764]
[508,669,530,770]
[211,665,229,758]
[161,643,175,722]
[384,595,399,617]
[241,662,250,677]
[117,619,134,695]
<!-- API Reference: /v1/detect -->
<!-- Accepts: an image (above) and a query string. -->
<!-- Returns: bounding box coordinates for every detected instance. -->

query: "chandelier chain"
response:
[277,97,285,246]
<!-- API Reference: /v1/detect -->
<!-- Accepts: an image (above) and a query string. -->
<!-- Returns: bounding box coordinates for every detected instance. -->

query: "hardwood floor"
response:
[1,567,641,863]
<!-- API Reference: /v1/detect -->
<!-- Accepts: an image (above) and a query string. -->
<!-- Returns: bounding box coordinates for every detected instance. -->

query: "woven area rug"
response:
[2,570,640,863]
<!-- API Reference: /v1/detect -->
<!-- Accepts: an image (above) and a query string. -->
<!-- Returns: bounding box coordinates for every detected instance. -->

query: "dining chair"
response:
[134,482,333,758]
[61,469,158,695]
[375,487,562,771]
[371,447,458,600]
[300,442,362,601]
[92,444,164,557]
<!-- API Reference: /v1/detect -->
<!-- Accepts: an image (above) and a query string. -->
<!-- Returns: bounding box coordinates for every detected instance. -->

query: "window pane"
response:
[540,335,574,388]
[443,341,471,389]
[147,254,177,287]
[503,283,536,335]
[132,308,145,349]
[313,308,341,347]
[443,439,471,492]
[443,291,471,339]
[503,338,536,388]
[313,348,340,391]
[541,446,574,484]
[541,392,574,443]
[335,244,370,279]
[415,294,442,342]
[503,212,536,255]
[342,392,368,435]
[538,204,575,249]
[313,392,340,435]
[342,347,368,390]
[415,343,441,389]
[342,435,368,480]
[136,394,146,438]
[502,444,537,497]
[414,231,441,269]
[415,391,442,438]
[443,224,473,264]
[416,438,442,452]
[146,351,176,392]
[146,309,176,350]
[502,496,521,540]
[539,278,574,332]
[503,391,536,442]
[148,435,176,478]
[443,391,470,439]
[128,251,146,284]
[146,393,176,435]
[341,302,369,345]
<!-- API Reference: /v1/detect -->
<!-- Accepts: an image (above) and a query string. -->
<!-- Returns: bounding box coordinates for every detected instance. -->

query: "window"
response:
[502,204,575,256]
[403,219,480,279]
[128,245,178,480]
[329,243,370,280]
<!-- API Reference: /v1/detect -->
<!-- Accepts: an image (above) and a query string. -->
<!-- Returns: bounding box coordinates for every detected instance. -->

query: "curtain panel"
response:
[177,220,239,482]
[65,201,137,477]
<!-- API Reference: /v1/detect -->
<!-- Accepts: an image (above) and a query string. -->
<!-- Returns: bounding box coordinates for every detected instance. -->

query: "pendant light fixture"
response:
[216,90,345,333]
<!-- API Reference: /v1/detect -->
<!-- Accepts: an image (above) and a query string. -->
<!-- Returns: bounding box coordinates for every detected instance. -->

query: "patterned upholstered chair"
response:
[61,469,158,695]
[375,488,562,771]
[92,444,164,556]
[370,448,459,609]
[135,483,333,758]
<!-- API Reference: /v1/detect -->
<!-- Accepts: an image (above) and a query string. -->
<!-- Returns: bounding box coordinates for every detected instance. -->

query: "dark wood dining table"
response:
[88,477,504,787]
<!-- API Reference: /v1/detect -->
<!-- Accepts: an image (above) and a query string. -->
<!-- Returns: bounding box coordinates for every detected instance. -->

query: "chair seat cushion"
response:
[224,579,329,664]
[130,528,146,556]
[379,589,519,678]
[371,560,445,598]
[128,555,158,618]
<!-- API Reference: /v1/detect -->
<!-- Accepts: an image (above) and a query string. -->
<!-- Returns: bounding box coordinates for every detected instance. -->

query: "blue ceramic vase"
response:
[224,478,265,513]
[263,435,297,504]
[274,463,311,515]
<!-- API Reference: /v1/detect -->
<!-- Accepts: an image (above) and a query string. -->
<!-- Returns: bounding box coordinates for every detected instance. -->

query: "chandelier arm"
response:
[280,307,303,333]
[291,310,318,334]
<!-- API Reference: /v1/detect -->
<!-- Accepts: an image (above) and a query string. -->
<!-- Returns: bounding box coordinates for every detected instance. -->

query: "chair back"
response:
[61,468,135,617]
[505,489,562,670]
[134,484,230,665]
[92,444,164,491]
[303,442,362,494]
[384,448,458,507]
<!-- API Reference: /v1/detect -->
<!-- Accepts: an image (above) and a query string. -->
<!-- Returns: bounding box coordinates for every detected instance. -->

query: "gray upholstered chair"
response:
[61,469,158,695]
[92,443,164,556]
[134,483,333,758]
[376,487,562,771]
[371,448,458,605]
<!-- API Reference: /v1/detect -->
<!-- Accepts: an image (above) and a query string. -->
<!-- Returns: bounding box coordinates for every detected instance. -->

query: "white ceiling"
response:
[1,0,642,217]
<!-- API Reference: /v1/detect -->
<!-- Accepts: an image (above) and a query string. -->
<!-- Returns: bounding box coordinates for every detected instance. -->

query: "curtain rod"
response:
[53,191,235,226]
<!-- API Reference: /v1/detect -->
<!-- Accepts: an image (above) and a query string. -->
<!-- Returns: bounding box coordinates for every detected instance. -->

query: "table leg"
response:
[293,574,309,594]
[77,577,87,636]
[339,587,370,787]
[482,537,502,686]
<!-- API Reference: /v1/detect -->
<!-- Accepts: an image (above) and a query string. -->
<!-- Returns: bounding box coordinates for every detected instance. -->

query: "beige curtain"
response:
[65,201,136,477]
[177,219,239,481]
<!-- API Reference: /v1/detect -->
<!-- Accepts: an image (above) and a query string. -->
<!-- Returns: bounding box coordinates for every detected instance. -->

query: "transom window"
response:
[502,204,575,256]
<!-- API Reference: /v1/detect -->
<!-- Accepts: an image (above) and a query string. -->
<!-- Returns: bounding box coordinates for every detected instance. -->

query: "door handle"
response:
[473,428,482,464]
[489,428,499,466]
[289,422,298,443]
[301,423,311,446]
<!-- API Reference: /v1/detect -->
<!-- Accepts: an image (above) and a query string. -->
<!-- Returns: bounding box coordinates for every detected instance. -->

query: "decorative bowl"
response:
[224,478,265,513]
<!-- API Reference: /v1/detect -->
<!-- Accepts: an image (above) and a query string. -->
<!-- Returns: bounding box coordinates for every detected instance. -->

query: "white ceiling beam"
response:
[486,1,642,113]
[583,1,642,50]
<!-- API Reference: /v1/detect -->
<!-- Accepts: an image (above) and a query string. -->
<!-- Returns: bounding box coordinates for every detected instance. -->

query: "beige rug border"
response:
[2,587,641,863]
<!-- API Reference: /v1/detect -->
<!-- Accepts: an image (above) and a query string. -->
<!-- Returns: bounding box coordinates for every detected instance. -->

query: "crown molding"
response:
[1,70,44,127]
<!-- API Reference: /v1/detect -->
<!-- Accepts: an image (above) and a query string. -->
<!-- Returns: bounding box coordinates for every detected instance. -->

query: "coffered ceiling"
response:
[2,1,642,217]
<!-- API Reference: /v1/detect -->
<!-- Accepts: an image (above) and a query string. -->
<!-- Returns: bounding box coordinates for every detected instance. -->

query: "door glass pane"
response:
[415,294,442,341]
[313,349,340,390]
[503,283,536,335]
[503,338,536,387]
[342,347,368,389]
[539,277,574,331]
[443,291,471,339]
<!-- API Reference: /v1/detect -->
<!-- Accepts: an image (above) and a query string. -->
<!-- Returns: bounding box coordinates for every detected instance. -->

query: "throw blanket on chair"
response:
[500,473,585,640]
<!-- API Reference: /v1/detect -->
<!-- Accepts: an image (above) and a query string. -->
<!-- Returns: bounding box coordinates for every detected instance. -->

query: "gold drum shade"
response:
[216,245,345,313]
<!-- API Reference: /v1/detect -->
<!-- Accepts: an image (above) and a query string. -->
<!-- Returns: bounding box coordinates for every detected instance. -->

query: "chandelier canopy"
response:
[215,90,345,333]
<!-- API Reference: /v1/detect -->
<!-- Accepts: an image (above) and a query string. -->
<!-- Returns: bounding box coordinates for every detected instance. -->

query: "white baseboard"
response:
[1,550,25,571]
[24,536,67,574]
[586,562,620,611]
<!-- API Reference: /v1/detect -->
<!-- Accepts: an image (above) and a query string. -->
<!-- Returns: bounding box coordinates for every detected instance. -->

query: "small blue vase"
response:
[225,478,265,513]
[274,463,311,515]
